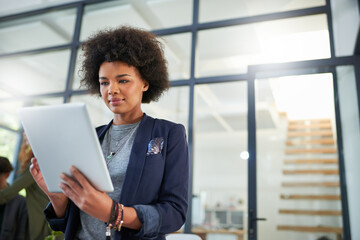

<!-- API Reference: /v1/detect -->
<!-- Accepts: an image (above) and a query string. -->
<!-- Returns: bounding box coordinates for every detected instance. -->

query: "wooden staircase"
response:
[277,119,343,239]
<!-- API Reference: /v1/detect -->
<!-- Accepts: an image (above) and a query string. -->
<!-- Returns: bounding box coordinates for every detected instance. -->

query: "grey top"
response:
[74,121,161,240]
[75,122,139,240]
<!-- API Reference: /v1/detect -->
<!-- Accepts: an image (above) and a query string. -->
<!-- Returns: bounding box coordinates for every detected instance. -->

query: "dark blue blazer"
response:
[44,114,189,239]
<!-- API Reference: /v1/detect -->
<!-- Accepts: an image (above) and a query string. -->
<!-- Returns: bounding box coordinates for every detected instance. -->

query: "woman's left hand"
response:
[59,166,112,222]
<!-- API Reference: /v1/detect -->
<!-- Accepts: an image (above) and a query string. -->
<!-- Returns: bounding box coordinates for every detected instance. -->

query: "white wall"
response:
[330,0,360,56]
[337,66,360,240]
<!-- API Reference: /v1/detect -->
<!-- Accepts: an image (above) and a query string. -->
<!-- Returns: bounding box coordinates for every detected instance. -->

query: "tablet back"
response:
[19,103,114,193]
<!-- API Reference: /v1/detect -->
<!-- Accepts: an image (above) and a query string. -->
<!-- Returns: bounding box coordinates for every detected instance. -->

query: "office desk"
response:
[192,228,245,240]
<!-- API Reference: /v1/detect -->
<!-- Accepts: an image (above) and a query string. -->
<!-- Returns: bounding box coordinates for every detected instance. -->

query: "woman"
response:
[30,26,189,240]
[0,137,52,240]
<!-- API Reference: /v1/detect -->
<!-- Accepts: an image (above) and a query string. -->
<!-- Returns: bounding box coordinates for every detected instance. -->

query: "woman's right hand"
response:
[30,157,69,217]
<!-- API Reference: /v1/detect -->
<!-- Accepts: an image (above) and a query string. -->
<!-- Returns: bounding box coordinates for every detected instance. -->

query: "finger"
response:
[59,181,80,203]
[30,158,39,173]
[59,172,83,191]
[30,157,37,166]
[69,166,93,190]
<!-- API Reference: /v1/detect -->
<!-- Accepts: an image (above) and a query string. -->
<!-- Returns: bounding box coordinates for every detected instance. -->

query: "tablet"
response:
[18,103,114,193]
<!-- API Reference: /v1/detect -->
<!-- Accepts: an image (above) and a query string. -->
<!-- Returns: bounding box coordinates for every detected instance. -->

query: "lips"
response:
[109,98,125,105]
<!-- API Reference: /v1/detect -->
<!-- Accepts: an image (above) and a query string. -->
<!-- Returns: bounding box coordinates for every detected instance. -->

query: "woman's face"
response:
[99,61,149,119]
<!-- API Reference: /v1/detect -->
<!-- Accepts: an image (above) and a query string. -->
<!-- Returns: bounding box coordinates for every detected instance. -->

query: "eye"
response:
[100,82,109,86]
[118,80,129,84]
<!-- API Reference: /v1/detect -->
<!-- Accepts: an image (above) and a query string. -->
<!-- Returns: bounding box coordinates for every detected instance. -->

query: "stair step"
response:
[280,194,341,200]
[284,159,338,164]
[279,209,342,216]
[287,131,333,137]
[283,169,339,175]
[288,119,331,125]
[286,138,335,145]
[277,225,343,233]
[285,148,337,154]
[288,123,332,130]
[282,181,340,187]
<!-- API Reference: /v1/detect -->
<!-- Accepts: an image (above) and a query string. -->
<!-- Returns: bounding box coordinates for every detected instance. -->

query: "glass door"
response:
[253,72,344,240]
[192,81,248,240]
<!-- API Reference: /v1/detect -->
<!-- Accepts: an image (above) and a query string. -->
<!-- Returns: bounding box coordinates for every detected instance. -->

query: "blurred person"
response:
[30,26,190,240]
[0,136,52,240]
[0,156,27,240]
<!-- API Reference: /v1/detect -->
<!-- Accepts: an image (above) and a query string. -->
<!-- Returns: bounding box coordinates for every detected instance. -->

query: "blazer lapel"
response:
[97,120,113,143]
[119,113,154,204]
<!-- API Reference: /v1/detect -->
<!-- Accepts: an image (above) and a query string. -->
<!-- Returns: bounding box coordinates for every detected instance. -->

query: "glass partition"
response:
[80,0,192,41]
[197,14,330,77]
[0,128,18,165]
[0,100,24,131]
[0,97,63,164]
[70,94,113,127]
[0,50,71,96]
[256,73,343,240]
[72,48,83,91]
[0,8,76,54]
[142,86,189,130]
[331,0,360,57]
[161,33,192,81]
[0,99,21,167]
[31,97,65,106]
[199,0,325,23]
[193,81,248,240]
[336,65,360,240]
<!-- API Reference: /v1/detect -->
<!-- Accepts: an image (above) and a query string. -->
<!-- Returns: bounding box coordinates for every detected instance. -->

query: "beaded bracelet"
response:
[117,204,124,231]
[108,200,118,225]
[113,203,121,229]
[106,201,122,239]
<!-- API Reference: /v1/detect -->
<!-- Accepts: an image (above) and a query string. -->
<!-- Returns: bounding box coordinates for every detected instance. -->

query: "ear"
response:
[4,172,10,179]
[143,81,149,92]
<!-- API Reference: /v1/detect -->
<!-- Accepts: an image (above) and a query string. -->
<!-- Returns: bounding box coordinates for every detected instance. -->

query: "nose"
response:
[108,82,119,95]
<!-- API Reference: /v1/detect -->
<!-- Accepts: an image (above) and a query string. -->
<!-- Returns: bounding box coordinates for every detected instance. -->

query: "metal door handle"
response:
[249,209,267,239]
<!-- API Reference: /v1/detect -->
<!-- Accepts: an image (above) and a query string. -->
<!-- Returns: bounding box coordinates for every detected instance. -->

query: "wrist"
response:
[49,196,69,218]
[107,200,117,224]
[106,202,124,232]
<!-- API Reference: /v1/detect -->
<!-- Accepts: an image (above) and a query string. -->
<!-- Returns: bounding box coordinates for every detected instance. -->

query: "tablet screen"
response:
[19,103,114,193]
